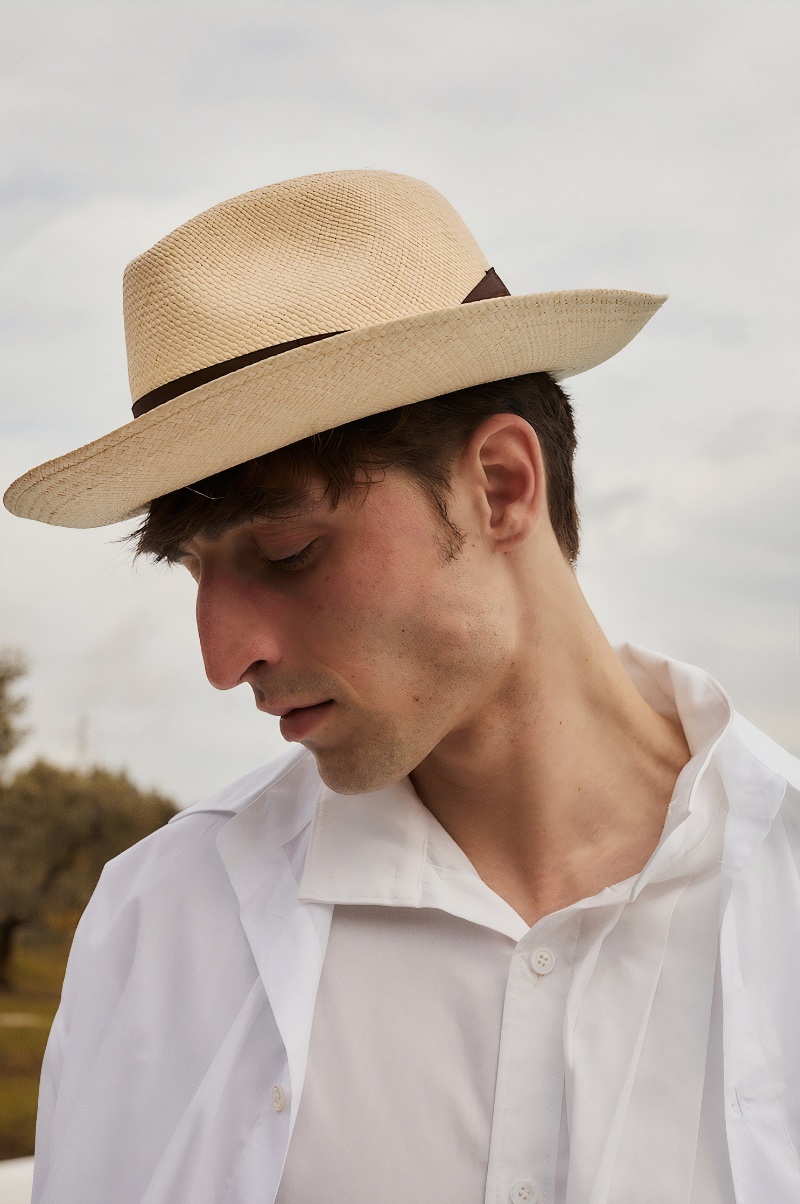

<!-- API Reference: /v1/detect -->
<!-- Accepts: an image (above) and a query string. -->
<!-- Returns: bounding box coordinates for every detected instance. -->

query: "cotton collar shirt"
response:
[277,645,733,1204]
[32,646,800,1204]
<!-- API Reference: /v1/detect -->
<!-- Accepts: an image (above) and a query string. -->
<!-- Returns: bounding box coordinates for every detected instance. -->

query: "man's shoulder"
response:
[58,744,321,1020]
[170,742,320,825]
[94,745,320,916]
[169,736,322,833]
[726,713,800,853]
[730,711,800,791]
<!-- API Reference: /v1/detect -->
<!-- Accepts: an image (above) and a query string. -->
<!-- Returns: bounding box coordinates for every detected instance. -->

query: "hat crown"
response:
[123,170,491,402]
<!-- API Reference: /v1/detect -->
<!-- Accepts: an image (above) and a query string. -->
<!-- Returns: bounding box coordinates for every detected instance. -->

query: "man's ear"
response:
[466,414,547,551]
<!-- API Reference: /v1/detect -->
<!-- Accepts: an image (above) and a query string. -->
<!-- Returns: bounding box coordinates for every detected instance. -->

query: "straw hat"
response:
[4,169,666,528]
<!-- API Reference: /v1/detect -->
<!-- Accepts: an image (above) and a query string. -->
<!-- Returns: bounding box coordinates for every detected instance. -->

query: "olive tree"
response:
[0,652,177,987]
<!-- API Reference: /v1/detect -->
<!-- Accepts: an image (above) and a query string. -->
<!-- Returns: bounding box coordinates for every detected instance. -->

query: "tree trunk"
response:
[0,914,23,990]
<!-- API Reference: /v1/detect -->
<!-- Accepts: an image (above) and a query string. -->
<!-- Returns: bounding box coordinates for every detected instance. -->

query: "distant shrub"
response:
[0,760,177,987]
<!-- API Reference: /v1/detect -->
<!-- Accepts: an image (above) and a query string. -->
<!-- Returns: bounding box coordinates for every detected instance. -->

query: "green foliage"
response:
[0,760,177,923]
[0,649,28,773]
[0,761,177,986]
[0,653,181,1154]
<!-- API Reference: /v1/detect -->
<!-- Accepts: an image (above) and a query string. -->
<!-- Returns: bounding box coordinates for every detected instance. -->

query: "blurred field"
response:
[0,938,69,1159]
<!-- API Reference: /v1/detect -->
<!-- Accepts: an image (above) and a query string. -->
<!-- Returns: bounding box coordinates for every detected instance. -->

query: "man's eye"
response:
[261,540,317,573]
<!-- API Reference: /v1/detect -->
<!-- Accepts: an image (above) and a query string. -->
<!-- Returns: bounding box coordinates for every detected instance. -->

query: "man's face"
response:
[179,467,515,794]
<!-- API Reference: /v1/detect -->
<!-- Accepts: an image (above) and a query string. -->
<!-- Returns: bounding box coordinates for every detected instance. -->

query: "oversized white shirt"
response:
[31,646,800,1204]
[277,642,734,1201]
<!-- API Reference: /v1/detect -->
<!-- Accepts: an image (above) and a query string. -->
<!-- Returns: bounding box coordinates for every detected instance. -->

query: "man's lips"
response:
[259,699,336,740]
[258,700,331,718]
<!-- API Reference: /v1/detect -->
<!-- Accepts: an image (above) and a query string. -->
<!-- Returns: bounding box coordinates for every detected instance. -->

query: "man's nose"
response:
[195,574,284,690]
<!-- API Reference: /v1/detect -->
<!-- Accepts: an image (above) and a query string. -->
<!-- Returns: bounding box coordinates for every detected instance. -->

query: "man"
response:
[4,170,798,1204]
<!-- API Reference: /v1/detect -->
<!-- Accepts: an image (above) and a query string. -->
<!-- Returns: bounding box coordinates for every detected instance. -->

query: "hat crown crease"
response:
[123,170,491,403]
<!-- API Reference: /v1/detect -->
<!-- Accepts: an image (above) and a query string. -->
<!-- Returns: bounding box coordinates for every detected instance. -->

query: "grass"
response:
[0,939,70,1159]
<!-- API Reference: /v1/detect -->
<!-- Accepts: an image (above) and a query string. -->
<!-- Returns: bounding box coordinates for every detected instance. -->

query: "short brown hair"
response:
[134,372,580,565]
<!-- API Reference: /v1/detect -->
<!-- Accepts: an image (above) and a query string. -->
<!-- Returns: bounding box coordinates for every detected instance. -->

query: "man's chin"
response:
[308,742,414,796]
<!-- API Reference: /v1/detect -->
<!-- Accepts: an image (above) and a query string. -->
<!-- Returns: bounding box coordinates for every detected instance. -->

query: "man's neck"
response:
[409,571,691,928]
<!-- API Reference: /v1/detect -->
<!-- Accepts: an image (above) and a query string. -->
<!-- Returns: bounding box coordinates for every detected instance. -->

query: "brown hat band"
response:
[131,268,509,419]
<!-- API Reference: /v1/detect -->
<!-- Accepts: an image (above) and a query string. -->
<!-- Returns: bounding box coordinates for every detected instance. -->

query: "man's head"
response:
[1,169,669,794]
[135,372,580,793]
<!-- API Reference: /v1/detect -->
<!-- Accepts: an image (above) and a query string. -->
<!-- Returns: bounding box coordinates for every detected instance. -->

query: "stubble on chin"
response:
[307,709,426,796]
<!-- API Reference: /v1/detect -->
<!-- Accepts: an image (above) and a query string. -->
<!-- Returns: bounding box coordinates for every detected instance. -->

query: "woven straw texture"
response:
[4,171,666,528]
[124,170,490,401]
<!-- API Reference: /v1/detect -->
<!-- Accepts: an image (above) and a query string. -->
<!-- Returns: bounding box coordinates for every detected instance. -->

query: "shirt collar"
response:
[298,644,735,924]
[613,642,732,759]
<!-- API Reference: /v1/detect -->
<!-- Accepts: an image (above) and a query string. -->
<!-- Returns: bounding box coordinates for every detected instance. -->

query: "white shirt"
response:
[277,644,734,1203]
[31,646,800,1204]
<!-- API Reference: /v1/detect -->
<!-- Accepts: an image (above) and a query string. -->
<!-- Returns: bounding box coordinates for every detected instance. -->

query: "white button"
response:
[509,1180,542,1203]
[270,1085,286,1112]
[529,947,556,975]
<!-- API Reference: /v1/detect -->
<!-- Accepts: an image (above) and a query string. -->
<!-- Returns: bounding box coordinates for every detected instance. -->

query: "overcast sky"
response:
[2,0,798,806]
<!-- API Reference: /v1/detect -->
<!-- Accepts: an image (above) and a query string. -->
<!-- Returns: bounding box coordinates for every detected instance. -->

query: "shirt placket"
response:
[485,911,582,1204]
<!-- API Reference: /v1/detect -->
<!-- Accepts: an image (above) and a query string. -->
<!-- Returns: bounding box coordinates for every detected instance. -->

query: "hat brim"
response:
[4,289,666,528]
